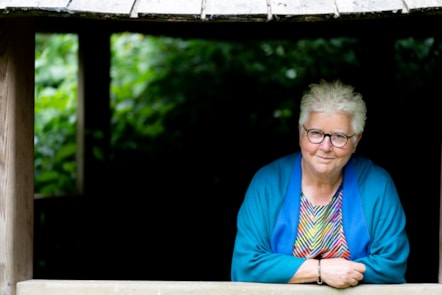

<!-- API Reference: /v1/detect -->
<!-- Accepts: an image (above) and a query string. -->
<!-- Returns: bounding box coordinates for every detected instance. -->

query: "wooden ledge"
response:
[17,280,442,295]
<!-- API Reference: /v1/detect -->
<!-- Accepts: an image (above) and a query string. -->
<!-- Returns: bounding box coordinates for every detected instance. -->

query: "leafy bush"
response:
[36,33,438,196]
[35,34,78,195]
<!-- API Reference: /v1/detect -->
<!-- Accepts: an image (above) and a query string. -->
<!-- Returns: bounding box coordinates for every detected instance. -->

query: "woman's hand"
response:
[320,258,366,288]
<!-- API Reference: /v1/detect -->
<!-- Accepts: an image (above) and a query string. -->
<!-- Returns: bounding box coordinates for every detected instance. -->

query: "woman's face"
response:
[299,111,361,177]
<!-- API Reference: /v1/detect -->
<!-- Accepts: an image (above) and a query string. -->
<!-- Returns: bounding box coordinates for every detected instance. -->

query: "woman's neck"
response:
[301,164,343,206]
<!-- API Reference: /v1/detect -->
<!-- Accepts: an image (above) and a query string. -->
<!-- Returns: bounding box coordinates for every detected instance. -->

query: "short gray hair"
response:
[298,79,367,135]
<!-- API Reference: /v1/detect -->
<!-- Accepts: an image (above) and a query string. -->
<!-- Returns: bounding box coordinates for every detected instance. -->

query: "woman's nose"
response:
[319,134,333,149]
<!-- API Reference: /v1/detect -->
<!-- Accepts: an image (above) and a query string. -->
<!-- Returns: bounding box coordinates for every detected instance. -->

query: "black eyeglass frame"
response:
[302,124,355,148]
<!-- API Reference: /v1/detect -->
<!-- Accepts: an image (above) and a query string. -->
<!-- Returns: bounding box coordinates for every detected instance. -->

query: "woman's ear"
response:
[353,133,363,153]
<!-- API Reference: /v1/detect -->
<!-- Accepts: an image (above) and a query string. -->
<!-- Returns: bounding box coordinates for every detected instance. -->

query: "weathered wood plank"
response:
[0,18,34,295]
[271,0,336,17]
[1,0,442,19]
[205,0,267,16]
[16,280,442,295]
[137,0,201,16]
[0,0,68,9]
[68,0,135,15]
[2,0,442,18]
[336,0,404,14]
[405,0,442,10]
[440,143,442,282]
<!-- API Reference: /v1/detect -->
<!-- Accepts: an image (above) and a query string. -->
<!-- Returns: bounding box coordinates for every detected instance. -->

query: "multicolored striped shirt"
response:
[292,185,350,259]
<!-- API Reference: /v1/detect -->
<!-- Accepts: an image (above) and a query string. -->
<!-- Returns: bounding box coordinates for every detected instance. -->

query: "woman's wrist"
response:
[317,259,323,284]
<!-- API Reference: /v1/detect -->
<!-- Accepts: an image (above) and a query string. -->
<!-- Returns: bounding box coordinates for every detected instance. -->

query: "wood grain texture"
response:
[336,0,404,14]
[16,280,442,295]
[0,18,34,295]
[405,0,442,10]
[1,0,442,19]
[205,0,267,15]
[0,0,69,8]
[271,0,336,16]
[68,0,135,15]
[138,0,201,15]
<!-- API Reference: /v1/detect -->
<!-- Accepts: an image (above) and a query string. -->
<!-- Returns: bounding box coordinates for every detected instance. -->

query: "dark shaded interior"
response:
[33,16,441,283]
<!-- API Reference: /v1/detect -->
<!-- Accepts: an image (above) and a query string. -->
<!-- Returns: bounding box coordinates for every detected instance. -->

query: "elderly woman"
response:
[231,79,409,288]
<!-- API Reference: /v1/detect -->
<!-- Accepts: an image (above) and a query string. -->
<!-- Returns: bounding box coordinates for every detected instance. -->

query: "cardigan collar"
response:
[271,153,370,259]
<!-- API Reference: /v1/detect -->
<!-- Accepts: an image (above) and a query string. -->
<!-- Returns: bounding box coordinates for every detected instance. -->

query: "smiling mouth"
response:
[317,155,333,161]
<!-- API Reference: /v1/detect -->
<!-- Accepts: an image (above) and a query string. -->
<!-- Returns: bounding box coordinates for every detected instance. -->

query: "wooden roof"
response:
[1,0,442,22]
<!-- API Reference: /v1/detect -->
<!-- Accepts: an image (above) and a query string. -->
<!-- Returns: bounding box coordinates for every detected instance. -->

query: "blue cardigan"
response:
[231,152,409,284]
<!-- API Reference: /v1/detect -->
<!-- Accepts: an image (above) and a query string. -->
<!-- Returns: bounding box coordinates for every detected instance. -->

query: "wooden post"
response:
[0,18,35,295]
[77,29,111,196]
[439,140,442,283]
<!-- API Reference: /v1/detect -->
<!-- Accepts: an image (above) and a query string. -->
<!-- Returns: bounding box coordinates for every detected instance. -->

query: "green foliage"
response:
[109,34,360,158]
[110,34,175,150]
[35,33,439,195]
[32,34,366,195]
[35,34,78,195]
[395,37,441,91]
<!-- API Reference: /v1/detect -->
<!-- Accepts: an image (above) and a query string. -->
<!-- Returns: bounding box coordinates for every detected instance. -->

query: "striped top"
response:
[292,185,350,259]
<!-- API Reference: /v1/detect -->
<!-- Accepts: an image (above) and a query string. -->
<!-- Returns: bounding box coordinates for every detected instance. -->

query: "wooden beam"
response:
[3,0,442,21]
[68,0,135,15]
[0,17,35,295]
[0,0,69,9]
[15,280,442,294]
[77,30,111,195]
[336,0,404,14]
[440,139,442,283]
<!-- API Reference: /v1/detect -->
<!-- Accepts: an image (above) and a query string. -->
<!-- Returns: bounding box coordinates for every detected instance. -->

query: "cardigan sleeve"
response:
[231,154,410,284]
[231,153,306,283]
[353,157,410,283]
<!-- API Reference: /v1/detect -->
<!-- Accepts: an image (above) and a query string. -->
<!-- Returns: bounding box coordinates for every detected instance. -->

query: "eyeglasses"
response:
[302,125,355,148]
